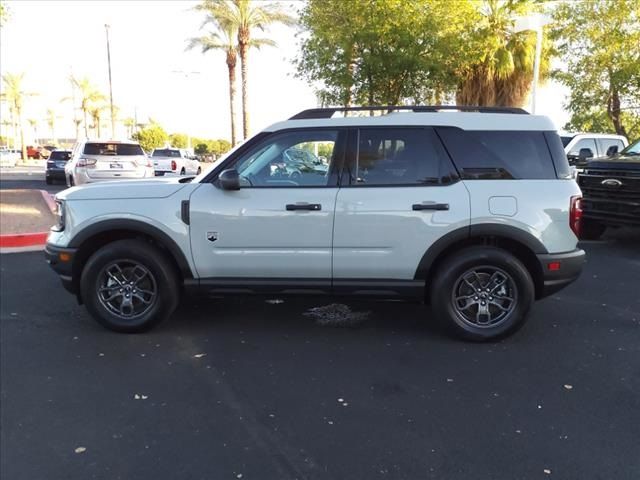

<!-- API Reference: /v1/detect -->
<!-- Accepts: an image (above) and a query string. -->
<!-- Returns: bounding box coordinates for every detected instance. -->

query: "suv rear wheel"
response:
[80,239,179,332]
[430,246,534,341]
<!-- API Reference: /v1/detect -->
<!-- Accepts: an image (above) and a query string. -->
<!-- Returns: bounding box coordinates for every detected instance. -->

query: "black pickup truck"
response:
[577,139,640,239]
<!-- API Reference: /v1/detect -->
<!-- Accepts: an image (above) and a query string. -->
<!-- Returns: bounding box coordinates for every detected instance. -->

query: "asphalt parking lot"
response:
[1,223,639,479]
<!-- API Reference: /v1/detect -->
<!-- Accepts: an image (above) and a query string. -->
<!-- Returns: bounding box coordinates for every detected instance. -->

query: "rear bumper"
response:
[45,243,78,294]
[536,248,585,298]
[46,168,66,179]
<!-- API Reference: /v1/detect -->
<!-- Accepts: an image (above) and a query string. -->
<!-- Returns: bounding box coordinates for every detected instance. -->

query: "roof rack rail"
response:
[290,105,529,120]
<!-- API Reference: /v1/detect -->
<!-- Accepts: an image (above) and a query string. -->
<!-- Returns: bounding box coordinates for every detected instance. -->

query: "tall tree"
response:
[69,76,106,137]
[297,0,478,107]
[1,73,34,160]
[552,0,640,138]
[188,21,240,145]
[123,117,135,138]
[456,0,548,107]
[46,108,57,143]
[197,0,295,139]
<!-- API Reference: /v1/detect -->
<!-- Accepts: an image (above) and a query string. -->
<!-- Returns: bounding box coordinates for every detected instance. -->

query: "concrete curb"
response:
[39,189,57,213]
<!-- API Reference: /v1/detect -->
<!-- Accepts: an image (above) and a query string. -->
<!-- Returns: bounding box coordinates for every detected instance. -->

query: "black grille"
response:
[578,170,640,223]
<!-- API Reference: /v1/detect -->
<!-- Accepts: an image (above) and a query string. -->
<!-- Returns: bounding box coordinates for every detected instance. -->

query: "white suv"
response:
[65,139,154,186]
[46,106,585,341]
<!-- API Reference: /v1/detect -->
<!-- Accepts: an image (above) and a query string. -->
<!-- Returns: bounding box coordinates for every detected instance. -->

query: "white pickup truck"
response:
[151,148,201,176]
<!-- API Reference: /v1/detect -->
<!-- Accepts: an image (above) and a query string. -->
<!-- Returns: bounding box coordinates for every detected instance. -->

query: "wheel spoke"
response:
[132,265,149,285]
[132,293,153,305]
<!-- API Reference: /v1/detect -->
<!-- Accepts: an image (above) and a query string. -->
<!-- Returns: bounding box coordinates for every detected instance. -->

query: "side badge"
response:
[206,232,218,242]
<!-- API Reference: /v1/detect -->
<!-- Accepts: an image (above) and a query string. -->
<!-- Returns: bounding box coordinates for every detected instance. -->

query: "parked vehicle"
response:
[561,133,629,175]
[65,140,154,186]
[577,138,640,239]
[45,150,72,184]
[273,147,329,180]
[0,148,20,167]
[46,105,585,341]
[151,148,201,176]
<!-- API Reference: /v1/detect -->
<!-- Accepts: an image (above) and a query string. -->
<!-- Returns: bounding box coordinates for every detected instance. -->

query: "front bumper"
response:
[536,248,585,298]
[45,243,78,294]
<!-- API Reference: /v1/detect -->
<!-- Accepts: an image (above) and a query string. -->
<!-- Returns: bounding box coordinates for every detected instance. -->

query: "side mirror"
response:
[218,168,240,190]
[578,148,594,160]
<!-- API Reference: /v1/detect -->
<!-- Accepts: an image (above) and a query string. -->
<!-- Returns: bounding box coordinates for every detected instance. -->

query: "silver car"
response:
[65,140,154,186]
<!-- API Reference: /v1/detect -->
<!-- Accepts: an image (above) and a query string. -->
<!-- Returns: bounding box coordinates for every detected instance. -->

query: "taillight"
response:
[570,195,582,237]
[171,160,177,171]
[77,157,97,167]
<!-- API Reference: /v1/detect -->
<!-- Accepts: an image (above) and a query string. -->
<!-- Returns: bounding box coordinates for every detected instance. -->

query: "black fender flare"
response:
[414,224,548,280]
[68,219,193,279]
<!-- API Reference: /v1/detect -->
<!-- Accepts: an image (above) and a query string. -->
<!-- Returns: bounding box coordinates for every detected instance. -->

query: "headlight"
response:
[52,199,65,232]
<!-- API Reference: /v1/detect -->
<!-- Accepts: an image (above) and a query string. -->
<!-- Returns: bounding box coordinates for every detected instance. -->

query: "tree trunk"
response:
[607,86,627,137]
[239,42,249,139]
[227,52,238,146]
[83,108,88,137]
[18,112,26,162]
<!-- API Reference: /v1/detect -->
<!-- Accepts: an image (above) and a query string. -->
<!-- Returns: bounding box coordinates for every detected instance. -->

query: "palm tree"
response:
[69,76,106,137]
[456,0,543,107]
[28,118,38,142]
[188,21,239,146]
[1,73,35,161]
[89,105,104,138]
[46,108,57,143]
[123,117,135,138]
[196,0,295,139]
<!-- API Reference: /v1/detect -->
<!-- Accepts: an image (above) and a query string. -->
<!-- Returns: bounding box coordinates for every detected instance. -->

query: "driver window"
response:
[233,130,339,187]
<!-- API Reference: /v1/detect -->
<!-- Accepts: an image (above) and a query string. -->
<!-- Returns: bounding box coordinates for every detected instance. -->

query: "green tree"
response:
[297,0,477,107]
[69,76,106,137]
[188,20,239,146]
[196,0,295,139]
[0,3,10,27]
[133,122,168,152]
[552,0,640,138]
[169,133,189,148]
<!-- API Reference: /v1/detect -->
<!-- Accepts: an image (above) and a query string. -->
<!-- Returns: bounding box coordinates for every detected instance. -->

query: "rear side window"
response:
[435,128,557,179]
[49,151,71,160]
[152,149,181,157]
[597,138,625,156]
[352,127,458,186]
[83,143,144,156]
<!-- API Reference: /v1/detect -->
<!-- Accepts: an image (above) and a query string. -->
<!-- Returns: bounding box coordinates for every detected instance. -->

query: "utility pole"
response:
[105,24,115,138]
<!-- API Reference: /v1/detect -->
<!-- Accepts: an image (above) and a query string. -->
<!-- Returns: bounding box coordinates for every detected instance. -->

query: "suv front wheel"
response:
[80,239,180,332]
[430,246,534,341]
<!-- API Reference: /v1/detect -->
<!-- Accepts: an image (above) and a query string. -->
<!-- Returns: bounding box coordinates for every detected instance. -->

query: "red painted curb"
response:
[0,232,49,248]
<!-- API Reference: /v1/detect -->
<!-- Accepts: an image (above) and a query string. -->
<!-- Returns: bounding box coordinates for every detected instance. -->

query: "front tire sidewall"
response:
[81,240,179,333]
[431,247,534,341]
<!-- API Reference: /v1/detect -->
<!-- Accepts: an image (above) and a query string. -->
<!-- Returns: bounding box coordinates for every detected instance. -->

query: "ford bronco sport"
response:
[45,106,585,341]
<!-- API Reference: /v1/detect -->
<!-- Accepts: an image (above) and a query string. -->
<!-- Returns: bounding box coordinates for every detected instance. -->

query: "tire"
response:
[430,246,534,342]
[180,167,186,175]
[45,177,53,185]
[80,239,180,333]
[580,219,606,240]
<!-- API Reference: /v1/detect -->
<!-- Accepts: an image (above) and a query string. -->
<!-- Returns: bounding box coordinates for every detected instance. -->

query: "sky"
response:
[0,0,570,143]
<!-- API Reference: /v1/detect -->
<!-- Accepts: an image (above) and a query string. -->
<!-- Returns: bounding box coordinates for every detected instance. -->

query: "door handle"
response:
[286,203,322,211]
[412,203,449,211]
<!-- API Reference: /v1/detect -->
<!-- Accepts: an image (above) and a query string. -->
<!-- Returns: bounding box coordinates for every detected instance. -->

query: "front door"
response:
[332,127,470,294]
[189,128,346,288]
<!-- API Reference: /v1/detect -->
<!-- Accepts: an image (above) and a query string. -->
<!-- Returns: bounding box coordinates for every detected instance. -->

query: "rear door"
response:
[332,127,470,295]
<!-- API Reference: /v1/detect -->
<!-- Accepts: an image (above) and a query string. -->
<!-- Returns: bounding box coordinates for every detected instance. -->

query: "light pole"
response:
[171,70,200,149]
[514,14,551,114]
[105,24,115,138]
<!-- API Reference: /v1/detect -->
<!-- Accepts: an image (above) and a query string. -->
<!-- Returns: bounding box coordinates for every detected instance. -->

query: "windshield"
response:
[152,149,181,157]
[49,151,71,160]
[83,143,144,156]
[621,138,640,155]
